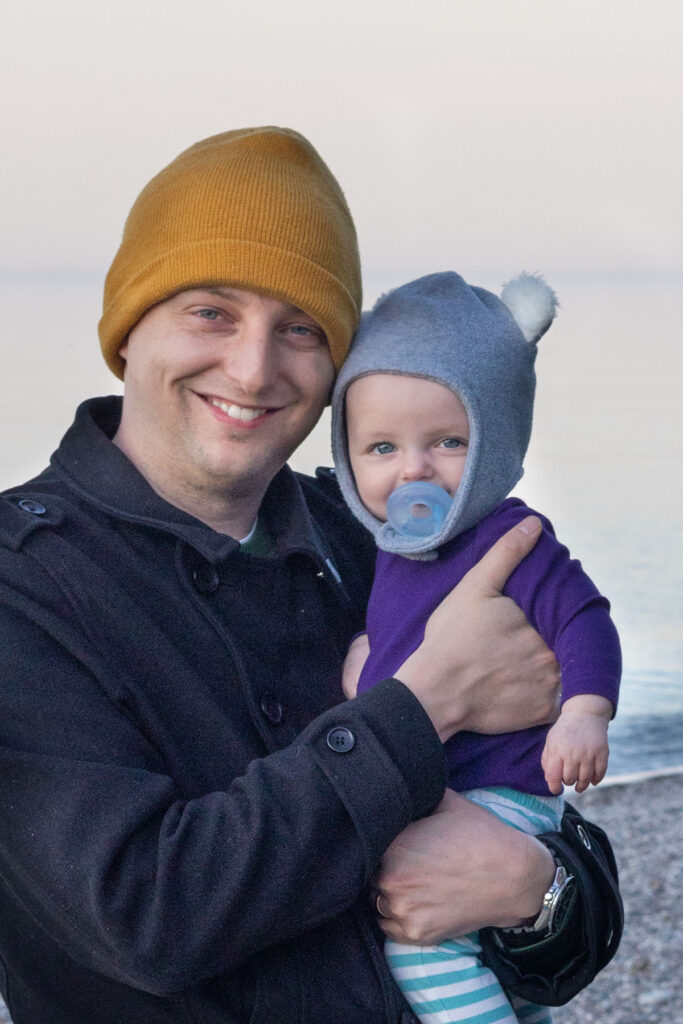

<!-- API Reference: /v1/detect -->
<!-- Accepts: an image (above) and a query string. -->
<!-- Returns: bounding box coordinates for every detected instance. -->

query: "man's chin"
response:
[195,451,286,496]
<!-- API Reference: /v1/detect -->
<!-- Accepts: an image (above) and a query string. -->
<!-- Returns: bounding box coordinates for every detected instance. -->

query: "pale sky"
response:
[1,0,682,281]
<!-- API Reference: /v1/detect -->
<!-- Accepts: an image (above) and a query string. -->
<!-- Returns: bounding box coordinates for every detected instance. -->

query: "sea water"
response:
[1,272,681,780]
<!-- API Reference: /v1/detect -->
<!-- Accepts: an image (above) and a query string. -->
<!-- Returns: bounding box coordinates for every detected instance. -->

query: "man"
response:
[0,128,560,1023]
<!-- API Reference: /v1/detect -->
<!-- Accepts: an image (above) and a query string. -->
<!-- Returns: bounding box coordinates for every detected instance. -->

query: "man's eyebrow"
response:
[204,287,308,317]
[205,287,241,301]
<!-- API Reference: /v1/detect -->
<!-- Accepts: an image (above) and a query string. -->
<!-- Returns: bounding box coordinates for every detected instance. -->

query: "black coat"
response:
[0,398,446,1024]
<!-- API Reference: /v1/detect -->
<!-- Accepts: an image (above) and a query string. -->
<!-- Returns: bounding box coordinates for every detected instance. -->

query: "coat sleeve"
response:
[0,554,446,997]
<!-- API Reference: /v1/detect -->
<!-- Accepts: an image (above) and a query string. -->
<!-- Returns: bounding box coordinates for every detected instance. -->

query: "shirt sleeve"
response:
[475,503,621,714]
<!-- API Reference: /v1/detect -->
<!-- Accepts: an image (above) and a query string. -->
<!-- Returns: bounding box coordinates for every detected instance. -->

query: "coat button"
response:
[260,694,283,724]
[18,499,46,515]
[192,565,219,594]
[326,727,356,753]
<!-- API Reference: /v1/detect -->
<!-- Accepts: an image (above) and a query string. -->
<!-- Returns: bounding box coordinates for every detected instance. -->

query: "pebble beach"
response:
[554,771,683,1024]
[0,771,680,1024]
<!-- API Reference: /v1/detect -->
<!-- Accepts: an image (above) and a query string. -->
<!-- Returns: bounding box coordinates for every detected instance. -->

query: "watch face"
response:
[490,864,576,946]
[545,870,576,933]
[554,874,576,915]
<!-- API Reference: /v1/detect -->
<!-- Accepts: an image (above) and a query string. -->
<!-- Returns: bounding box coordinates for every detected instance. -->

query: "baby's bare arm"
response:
[341,633,370,698]
[542,694,612,793]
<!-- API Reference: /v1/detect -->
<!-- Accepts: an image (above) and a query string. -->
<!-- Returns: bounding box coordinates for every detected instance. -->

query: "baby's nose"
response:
[400,452,433,481]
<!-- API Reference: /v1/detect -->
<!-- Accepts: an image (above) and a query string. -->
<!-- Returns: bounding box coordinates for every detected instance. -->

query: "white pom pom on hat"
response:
[500,272,559,344]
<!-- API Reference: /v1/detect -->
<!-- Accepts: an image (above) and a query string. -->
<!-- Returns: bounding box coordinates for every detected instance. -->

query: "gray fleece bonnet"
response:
[331,271,558,557]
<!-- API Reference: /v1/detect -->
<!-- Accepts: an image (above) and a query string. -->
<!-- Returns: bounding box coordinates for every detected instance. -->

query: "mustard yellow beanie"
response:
[99,127,362,378]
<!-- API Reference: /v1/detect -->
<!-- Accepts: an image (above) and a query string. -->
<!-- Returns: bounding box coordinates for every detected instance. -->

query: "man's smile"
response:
[201,394,277,424]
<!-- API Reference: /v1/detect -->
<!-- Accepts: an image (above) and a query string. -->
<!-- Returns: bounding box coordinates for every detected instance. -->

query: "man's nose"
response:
[224,330,276,395]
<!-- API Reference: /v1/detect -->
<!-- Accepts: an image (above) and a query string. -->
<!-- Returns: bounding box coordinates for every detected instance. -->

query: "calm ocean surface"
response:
[1,272,681,780]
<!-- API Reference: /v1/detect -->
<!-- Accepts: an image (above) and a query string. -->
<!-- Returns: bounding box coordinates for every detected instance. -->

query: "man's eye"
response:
[287,324,326,344]
[282,322,327,350]
[371,442,394,455]
[197,308,220,320]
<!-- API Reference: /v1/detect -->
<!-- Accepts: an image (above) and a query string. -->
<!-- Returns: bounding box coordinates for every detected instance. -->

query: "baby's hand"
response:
[541,694,612,794]
[342,633,370,699]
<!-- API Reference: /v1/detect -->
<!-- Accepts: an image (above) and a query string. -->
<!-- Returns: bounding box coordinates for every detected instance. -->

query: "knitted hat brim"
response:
[100,240,358,379]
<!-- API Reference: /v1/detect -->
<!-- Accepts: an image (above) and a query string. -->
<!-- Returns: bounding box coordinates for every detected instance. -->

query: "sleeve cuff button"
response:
[326,726,356,753]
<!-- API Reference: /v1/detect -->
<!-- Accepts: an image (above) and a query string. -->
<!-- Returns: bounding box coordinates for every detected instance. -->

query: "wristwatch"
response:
[501,860,576,942]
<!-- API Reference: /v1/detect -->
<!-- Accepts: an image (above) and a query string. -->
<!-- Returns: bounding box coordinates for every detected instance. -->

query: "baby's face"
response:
[345,373,470,521]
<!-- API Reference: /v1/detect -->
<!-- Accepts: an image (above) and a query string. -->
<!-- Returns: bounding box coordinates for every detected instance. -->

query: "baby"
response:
[331,272,621,1024]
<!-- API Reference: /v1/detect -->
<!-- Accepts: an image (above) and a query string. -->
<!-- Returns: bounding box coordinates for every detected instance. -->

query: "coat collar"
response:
[50,396,329,567]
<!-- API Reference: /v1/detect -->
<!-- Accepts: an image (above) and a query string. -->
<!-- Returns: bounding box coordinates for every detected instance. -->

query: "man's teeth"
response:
[209,399,268,421]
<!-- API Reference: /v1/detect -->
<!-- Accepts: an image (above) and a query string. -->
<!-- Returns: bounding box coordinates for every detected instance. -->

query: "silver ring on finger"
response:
[376,894,390,919]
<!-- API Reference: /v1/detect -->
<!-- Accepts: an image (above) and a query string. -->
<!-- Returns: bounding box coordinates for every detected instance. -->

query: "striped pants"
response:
[386,787,564,1024]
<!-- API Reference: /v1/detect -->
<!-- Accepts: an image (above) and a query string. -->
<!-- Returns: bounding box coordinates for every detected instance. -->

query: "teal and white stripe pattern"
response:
[386,786,563,1024]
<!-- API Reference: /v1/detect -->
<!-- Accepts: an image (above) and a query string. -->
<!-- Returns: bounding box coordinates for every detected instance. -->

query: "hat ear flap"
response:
[500,273,558,344]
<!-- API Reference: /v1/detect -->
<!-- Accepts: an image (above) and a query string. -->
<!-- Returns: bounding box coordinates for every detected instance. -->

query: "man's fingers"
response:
[463,516,543,595]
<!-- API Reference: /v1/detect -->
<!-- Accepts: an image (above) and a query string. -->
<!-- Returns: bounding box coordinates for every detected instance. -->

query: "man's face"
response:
[115,287,335,506]
[345,373,470,521]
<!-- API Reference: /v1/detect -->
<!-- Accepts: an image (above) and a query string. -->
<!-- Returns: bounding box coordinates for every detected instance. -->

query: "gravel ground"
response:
[1,771,680,1024]
[554,771,683,1024]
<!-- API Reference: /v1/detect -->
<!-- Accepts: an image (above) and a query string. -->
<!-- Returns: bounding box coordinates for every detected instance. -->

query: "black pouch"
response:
[479,801,624,1006]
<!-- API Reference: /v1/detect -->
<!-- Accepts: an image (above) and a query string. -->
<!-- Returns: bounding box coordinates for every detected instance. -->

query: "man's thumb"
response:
[464,516,542,595]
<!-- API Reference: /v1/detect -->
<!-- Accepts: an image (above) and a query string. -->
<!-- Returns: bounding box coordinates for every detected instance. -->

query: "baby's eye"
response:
[371,442,395,455]
[439,437,467,449]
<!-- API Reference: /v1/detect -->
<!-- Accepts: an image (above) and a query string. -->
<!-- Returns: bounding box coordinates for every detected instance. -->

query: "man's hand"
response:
[396,516,561,742]
[542,694,612,793]
[341,633,370,699]
[375,789,555,943]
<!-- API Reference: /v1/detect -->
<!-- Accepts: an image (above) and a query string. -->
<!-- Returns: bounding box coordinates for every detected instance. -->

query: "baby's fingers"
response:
[571,754,606,793]
[591,746,609,787]
[559,756,580,790]
[541,749,565,795]
[573,762,594,793]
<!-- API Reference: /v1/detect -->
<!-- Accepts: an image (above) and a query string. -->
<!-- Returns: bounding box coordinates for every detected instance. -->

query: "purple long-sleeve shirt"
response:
[357,498,622,796]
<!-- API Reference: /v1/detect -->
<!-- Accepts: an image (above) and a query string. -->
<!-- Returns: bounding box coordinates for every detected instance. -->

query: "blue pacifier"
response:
[385,481,452,539]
